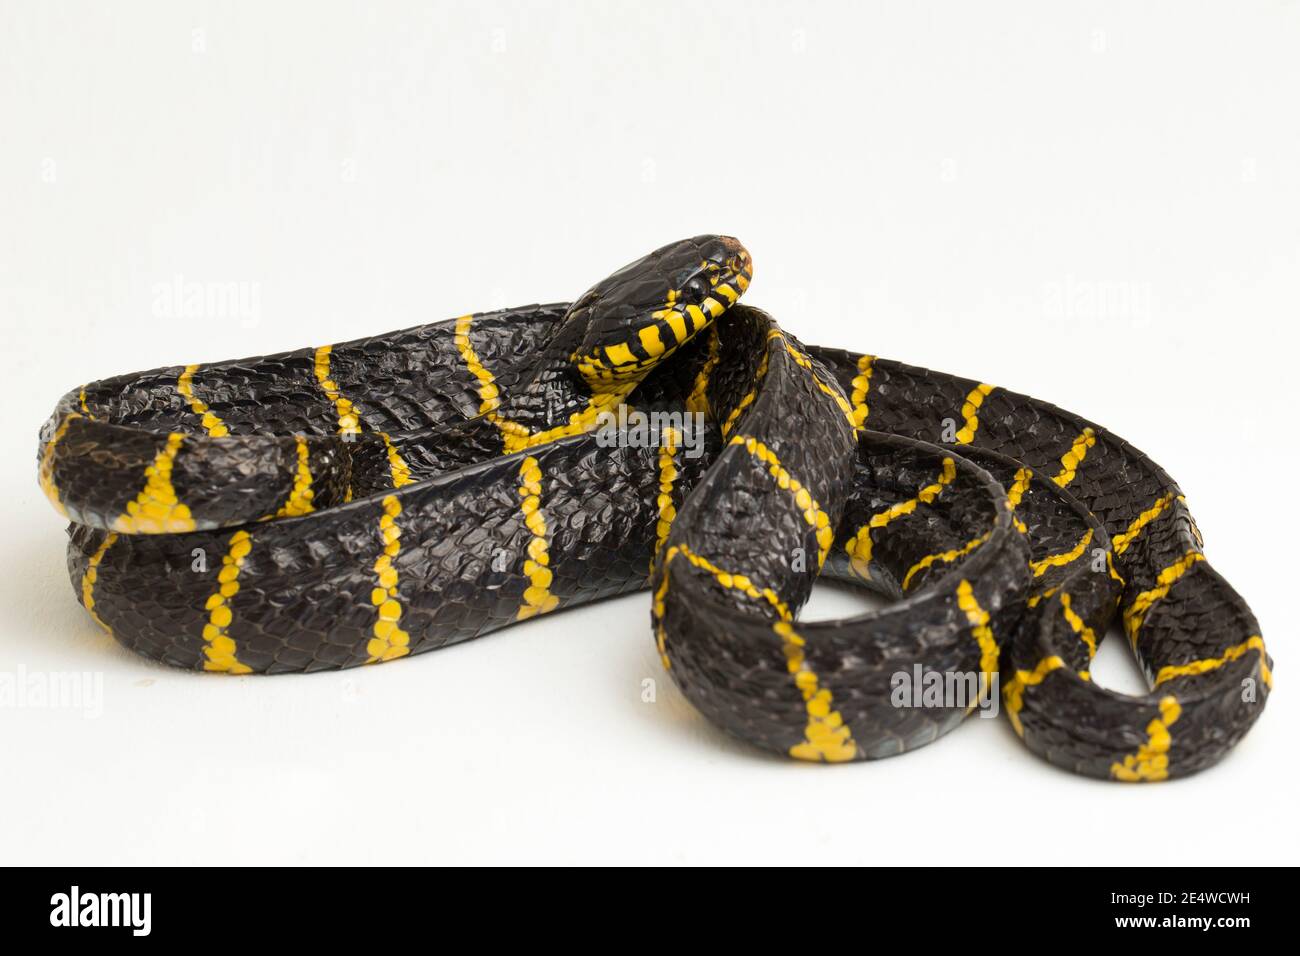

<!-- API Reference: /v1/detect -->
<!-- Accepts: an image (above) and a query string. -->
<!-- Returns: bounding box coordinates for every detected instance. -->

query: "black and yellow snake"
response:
[37,235,1271,781]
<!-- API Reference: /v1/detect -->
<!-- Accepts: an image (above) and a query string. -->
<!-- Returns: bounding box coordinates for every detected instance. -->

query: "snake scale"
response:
[37,235,1271,781]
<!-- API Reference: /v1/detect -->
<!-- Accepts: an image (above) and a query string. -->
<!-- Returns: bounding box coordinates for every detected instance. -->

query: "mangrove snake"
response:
[37,235,1272,781]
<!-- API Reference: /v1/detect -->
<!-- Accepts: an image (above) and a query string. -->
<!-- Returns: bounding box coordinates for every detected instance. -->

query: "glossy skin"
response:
[38,236,1270,779]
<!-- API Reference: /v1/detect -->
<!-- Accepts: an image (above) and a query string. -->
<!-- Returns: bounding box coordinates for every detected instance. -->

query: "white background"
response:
[2,1,1297,865]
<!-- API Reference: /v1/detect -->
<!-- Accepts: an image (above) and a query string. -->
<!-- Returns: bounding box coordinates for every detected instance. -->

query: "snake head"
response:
[563,235,752,392]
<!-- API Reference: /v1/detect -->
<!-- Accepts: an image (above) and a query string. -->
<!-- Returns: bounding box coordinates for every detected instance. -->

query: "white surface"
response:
[2,1,1298,866]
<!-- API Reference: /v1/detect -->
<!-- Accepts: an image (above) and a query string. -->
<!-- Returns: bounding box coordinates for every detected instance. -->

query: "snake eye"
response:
[663,238,749,306]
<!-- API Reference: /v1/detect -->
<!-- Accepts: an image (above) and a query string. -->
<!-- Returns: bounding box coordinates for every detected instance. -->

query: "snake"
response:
[37,235,1271,781]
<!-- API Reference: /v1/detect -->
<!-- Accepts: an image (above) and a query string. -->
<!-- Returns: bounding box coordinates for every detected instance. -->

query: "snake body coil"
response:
[38,236,1271,781]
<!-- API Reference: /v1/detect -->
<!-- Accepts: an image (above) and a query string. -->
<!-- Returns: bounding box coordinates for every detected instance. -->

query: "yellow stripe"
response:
[664,306,690,344]
[78,387,94,419]
[954,383,995,444]
[1059,592,1097,658]
[495,391,629,455]
[274,436,315,517]
[377,432,412,488]
[1111,696,1181,782]
[81,532,118,632]
[902,532,988,591]
[366,495,413,661]
[652,500,789,672]
[516,456,560,620]
[1003,655,1067,737]
[1007,468,1033,509]
[1124,551,1205,645]
[721,350,771,438]
[1006,466,1033,534]
[453,314,502,414]
[39,412,80,517]
[730,434,834,565]
[652,426,681,571]
[653,554,675,670]
[845,458,957,580]
[685,326,720,415]
[956,580,1000,684]
[775,621,857,763]
[313,344,411,487]
[176,364,230,437]
[639,324,665,357]
[1026,585,1060,609]
[768,330,857,430]
[849,354,874,428]
[1028,528,1093,578]
[113,433,196,533]
[1113,493,1181,555]
[314,345,362,437]
[663,543,790,621]
[455,314,632,455]
[1052,427,1095,487]
[1106,549,1125,585]
[1154,635,1272,689]
[201,530,254,674]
